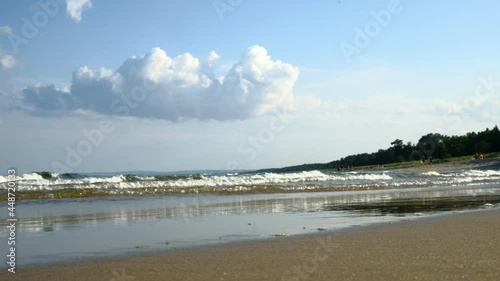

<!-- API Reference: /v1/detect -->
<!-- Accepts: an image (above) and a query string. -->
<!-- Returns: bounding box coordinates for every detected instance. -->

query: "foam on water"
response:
[1,168,500,197]
[462,169,500,177]
[0,176,8,184]
[2,170,394,190]
[421,171,441,176]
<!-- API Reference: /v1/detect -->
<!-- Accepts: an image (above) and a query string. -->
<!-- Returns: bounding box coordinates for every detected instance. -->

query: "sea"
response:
[1,168,500,266]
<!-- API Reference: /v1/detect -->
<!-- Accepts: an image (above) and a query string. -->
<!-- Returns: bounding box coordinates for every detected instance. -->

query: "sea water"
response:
[0,169,499,266]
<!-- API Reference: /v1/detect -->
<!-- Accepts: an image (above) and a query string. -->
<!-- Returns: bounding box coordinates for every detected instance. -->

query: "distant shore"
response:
[357,157,500,173]
[5,209,500,281]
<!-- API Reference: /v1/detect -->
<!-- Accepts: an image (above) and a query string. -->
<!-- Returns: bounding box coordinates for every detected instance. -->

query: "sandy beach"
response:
[4,208,499,281]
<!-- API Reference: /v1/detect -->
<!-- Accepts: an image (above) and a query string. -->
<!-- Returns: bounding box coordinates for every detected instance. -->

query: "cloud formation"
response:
[21,46,299,121]
[0,55,16,69]
[0,26,12,34]
[66,0,92,22]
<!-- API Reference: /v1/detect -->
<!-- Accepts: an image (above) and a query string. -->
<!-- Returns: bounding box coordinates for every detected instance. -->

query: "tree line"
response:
[257,125,500,173]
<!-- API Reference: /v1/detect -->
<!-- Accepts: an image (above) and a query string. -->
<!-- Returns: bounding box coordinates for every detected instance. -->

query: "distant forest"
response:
[258,126,500,173]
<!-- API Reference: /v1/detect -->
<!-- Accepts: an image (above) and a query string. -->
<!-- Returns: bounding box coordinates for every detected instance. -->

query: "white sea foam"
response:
[3,169,500,193]
[421,171,441,176]
[461,170,500,177]
[0,173,44,183]
[0,176,8,183]
[3,170,395,191]
[21,173,45,181]
[158,171,393,188]
[421,169,500,179]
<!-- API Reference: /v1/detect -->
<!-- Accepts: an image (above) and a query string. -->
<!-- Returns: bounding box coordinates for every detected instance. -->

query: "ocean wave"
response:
[421,169,500,178]
[461,169,500,177]
[421,171,441,176]
[2,169,499,200]
[2,170,392,190]
[0,176,8,183]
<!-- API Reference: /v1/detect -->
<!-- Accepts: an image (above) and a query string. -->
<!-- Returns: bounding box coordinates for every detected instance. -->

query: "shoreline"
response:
[4,157,499,201]
[357,157,500,173]
[5,208,500,281]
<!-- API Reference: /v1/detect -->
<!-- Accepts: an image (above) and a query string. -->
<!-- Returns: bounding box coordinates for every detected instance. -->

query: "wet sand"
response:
[5,208,500,281]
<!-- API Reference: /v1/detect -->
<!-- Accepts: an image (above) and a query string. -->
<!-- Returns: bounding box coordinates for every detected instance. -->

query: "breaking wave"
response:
[1,169,499,199]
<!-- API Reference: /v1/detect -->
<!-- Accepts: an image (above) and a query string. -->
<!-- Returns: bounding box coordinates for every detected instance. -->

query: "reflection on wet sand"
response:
[324,195,500,215]
[3,184,499,235]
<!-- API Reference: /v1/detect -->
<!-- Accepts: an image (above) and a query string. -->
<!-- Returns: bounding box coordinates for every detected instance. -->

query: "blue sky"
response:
[1,0,500,173]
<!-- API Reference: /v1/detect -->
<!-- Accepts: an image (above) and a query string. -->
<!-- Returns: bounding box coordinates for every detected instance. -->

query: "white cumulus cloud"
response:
[66,0,92,22]
[0,55,16,69]
[20,46,299,121]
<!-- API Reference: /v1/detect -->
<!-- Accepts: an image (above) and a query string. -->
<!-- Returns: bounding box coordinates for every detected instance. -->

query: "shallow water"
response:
[1,183,499,266]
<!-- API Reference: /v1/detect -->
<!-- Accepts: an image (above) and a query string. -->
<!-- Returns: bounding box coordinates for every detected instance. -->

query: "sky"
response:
[1,0,500,174]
